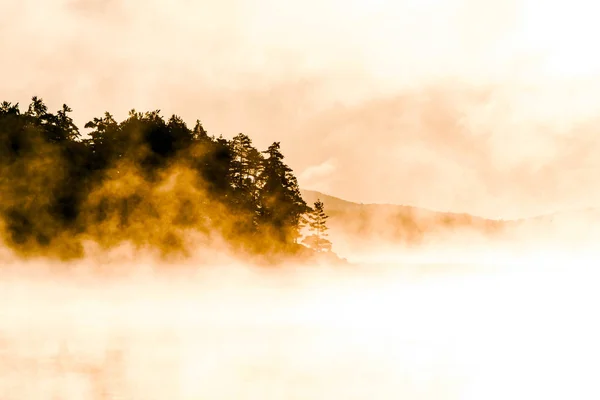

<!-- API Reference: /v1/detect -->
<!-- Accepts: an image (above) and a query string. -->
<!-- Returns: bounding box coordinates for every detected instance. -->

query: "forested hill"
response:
[300,189,509,247]
[0,97,312,261]
[301,189,600,249]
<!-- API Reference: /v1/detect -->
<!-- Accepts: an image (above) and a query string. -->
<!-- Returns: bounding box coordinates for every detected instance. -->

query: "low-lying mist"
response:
[2,240,600,400]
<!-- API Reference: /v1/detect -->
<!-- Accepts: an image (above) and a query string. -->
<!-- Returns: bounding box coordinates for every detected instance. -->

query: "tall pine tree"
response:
[302,199,332,252]
[257,142,308,244]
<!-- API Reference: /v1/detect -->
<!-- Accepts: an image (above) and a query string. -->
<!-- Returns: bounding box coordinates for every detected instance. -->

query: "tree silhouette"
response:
[229,133,264,235]
[257,142,309,244]
[0,96,329,261]
[302,199,332,252]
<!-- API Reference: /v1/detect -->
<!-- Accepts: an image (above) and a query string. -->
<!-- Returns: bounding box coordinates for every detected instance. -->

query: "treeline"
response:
[0,97,317,261]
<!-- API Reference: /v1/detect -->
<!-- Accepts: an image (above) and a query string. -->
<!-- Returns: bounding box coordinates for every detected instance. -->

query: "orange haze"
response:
[2,1,600,398]
[3,0,600,217]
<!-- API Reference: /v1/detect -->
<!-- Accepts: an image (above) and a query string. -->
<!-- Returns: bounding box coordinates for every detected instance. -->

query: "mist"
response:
[2,251,600,400]
[3,0,600,217]
[3,0,600,398]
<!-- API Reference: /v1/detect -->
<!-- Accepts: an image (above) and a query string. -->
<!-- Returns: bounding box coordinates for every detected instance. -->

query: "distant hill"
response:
[300,189,600,251]
[300,189,509,249]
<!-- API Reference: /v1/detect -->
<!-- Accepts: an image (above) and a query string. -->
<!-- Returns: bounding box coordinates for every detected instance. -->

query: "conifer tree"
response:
[302,199,332,252]
[257,142,308,243]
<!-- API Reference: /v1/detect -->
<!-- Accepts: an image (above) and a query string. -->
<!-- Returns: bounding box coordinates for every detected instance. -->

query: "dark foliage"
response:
[0,97,311,260]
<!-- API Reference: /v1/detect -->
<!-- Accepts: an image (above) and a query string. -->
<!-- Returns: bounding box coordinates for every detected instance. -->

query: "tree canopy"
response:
[0,97,319,261]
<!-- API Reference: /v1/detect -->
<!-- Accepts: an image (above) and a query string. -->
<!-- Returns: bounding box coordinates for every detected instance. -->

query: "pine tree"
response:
[229,133,264,234]
[230,133,263,202]
[302,199,332,252]
[257,142,308,243]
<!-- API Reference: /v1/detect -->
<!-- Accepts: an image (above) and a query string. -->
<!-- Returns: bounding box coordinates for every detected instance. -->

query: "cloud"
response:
[298,159,337,193]
[4,0,600,218]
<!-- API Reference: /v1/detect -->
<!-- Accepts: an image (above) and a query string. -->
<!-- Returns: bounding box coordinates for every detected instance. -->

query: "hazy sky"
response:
[3,0,600,218]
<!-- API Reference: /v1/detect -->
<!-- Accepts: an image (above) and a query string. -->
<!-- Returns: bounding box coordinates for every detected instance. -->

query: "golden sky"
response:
[2,0,600,218]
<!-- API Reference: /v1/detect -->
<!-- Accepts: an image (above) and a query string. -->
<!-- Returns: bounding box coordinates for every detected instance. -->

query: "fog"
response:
[1,245,599,399]
[3,0,600,217]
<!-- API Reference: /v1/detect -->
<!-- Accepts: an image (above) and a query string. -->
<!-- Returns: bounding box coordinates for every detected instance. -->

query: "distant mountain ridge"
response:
[300,189,507,247]
[301,189,505,220]
[300,189,600,249]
